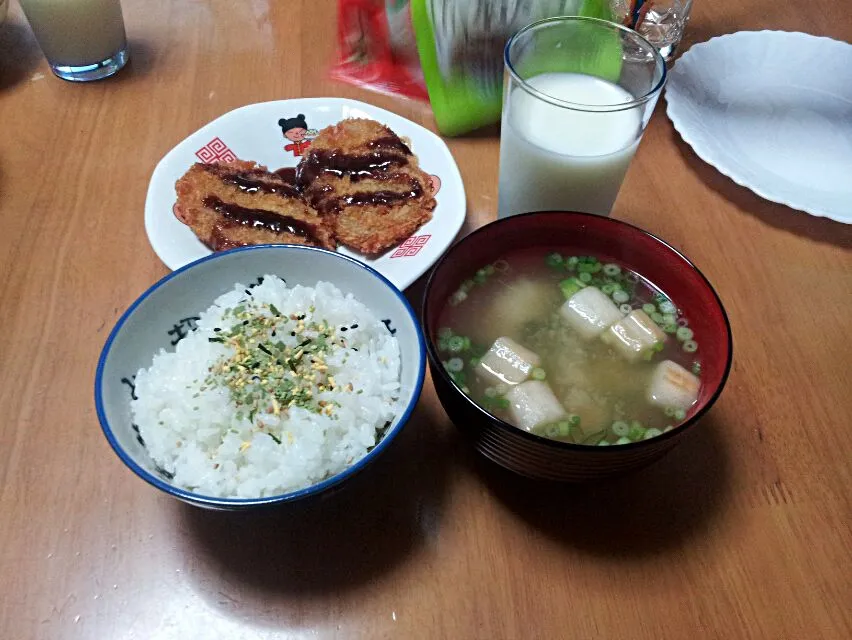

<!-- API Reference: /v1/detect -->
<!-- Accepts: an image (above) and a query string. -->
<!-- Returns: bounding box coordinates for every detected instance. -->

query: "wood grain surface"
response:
[1,1,850,639]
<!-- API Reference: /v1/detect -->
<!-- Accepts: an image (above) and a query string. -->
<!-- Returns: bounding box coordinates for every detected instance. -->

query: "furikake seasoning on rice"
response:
[131,276,401,498]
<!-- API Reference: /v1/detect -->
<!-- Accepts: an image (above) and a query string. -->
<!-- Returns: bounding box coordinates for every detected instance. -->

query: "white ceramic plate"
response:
[145,98,467,288]
[666,31,852,224]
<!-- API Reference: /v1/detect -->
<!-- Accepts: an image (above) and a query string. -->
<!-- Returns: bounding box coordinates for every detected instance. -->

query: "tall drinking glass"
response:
[497,17,666,218]
[612,0,694,60]
[19,0,129,82]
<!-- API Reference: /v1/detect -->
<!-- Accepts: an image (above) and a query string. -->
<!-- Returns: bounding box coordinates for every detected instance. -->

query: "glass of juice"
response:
[497,16,666,218]
[19,0,129,82]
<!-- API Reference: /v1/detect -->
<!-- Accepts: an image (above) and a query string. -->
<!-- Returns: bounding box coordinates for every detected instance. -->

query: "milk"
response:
[20,0,126,67]
[498,73,643,217]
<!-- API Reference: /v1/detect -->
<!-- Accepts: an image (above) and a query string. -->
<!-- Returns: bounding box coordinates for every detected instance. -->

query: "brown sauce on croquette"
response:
[201,164,302,197]
[202,196,324,243]
[311,178,423,215]
[297,149,410,185]
[366,135,412,155]
[272,167,299,186]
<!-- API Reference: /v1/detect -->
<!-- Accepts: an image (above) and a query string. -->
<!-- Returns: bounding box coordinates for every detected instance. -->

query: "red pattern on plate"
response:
[390,234,431,258]
[195,137,237,163]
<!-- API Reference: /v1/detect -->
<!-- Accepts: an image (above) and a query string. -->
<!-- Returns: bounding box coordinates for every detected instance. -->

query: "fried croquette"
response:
[297,119,436,255]
[174,160,335,251]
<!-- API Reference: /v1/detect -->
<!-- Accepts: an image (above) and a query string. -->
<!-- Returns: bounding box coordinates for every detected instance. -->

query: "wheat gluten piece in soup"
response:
[131,276,402,498]
[436,251,703,445]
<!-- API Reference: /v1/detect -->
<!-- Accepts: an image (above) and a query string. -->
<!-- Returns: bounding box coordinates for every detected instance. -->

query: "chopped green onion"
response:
[642,303,656,314]
[664,406,676,417]
[619,303,632,314]
[531,367,546,381]
[484,264,496,276]
[438,338,450,352]
[662,313,677,326]
[449,290,467,306]
[446,357,464,373]
[496,397,510,410]
[566,256,579,269]
[612,290,630,304]
[484,387,497,398]
[676,326,694,342]
[673,408,687,421]
[659,300,676,314]
[473,271,487,284]
[652,342,665,352]
[683,340,698,353]
[460,279,475,293]
[568,414,581,427]
[677,317,689,327]
[590,262,602,273]
[578,272,593,283]
[603,263,621,276]
[663,323,677,334]
[462,336,472,351]
[691,361,702,376]
[601,283,616,295]
[469,357,480,368]
[559,277,586,299]
[650,312,664,324]
[493,260,509,273]
[614,436,632,445]
[557,421,572,437]
[545,253,564,268]
[597,440,611,446]
[643,428,663,440]
[577,262,594,273]
[625,273,639,284]
[447,336,466,353]
[628,425,646,441]
[611,421,630,437]
[438,327,453,339]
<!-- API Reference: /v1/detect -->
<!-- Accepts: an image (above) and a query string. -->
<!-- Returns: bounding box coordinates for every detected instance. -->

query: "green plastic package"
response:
[411,0,617,136]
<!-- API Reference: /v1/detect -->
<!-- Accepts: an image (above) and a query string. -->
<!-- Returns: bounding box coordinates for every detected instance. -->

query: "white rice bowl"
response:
[131,276,402,498]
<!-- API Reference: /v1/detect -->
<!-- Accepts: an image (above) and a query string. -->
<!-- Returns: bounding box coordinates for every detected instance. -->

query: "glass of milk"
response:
[19,0,129,82]
[497,17,666,218]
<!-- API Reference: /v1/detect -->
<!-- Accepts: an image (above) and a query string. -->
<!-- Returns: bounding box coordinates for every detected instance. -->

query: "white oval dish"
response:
[666,31,852,224]
[145,98,467,288]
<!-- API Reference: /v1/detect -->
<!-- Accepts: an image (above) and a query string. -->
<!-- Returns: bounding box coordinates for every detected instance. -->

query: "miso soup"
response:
[435,251,703,445]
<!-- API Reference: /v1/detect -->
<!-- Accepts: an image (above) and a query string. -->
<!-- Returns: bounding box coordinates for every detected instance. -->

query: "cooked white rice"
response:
[131,276,402,498]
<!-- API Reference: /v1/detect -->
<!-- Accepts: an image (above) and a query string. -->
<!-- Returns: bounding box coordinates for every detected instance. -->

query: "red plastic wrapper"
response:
[330,0,429,102]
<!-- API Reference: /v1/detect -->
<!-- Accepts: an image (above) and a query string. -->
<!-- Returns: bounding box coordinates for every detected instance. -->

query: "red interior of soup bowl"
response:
[423,212,733,429]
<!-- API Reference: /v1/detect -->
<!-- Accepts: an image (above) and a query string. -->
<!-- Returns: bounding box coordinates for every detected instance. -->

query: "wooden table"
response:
[1,1,850,638]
